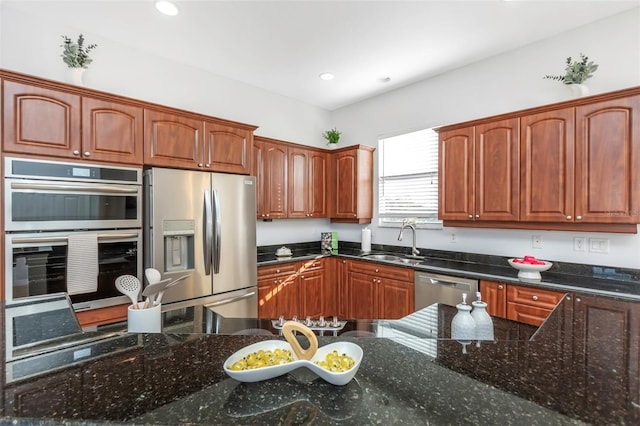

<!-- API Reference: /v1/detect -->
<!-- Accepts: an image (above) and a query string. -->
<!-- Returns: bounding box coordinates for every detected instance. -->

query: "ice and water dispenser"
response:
[162,220,195,273]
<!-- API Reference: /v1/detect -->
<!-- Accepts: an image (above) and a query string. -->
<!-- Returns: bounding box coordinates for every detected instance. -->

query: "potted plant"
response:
[60,34,97,85]
[544,53,598,96]
[322,127,341,148]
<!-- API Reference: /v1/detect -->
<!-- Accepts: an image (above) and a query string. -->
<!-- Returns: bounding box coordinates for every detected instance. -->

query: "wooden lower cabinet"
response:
[347,272,379,319]
[480,280,565,326]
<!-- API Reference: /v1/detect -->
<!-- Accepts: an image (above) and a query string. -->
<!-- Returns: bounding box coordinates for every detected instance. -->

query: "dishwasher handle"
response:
[427,278,473,292]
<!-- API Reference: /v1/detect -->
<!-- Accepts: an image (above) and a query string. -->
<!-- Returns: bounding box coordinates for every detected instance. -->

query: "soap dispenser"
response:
[451,293,476,354]
[471,291,494,341]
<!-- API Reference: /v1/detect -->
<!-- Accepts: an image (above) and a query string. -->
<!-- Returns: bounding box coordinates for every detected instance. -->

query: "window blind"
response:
[378,128,439,221]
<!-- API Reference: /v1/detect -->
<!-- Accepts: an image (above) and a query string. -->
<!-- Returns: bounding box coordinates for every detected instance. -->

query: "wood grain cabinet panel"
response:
[330,145,375,224]
[257,263,299,319]
[379,278,414,319]
[204,121,252,174]
[143,109,203,169]
[480,280,507,318]
[287,147,327,218]
[438,126,475,221]
[575,95,640,224]
[347,272,379,319]
[254,137,288,219]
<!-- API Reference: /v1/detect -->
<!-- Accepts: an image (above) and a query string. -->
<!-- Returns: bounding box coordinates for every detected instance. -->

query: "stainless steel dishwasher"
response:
[415,272,479,309]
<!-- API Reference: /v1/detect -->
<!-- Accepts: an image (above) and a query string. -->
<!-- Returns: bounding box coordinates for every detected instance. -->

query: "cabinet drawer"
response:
[258,263,298,279]
[507,285,564,310]
[349,260,414,282]
[506,302,553,327]
[298,258,325,273]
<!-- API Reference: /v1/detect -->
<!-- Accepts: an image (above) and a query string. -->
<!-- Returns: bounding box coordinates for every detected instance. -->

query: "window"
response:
[378,128,441,228]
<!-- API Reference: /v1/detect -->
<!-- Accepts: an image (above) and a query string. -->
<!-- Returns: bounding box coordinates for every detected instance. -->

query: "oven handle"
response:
[11,232,140,244]
[10,182,139,194]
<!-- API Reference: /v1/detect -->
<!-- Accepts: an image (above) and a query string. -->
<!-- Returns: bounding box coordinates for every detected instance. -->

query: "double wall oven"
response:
[4,157,143,311]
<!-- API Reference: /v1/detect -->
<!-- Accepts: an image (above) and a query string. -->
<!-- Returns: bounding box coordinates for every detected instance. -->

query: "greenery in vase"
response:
[61,34,98,68]
[544,53,598,85]
[322,127,341,145]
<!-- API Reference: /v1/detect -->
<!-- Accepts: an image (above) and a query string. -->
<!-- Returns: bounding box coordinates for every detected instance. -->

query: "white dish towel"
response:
[67,233,99,295]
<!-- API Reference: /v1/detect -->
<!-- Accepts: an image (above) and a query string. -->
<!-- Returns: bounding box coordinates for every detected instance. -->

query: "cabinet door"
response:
[572,294,640,424]
[299,270,324,318]
[475,118,520,221]
[480,280,507,318]
[438,127,475,221]
[328,258,349,318]
[379,279,414,319]
[257,275,279,319]
[309,150,328,218]
[143,109,203,169]
[347,272,378,319]
[288,147,310,218]
[4,369,82,418]
[520,108,575,222]
[332,149,358,219]
[204,121,252,174]
[82,97,143,165]
[506,285,564,326]
[253,140,264,217]
[262,141,288,219]
[575,95,640,224]
[3,80,81,158]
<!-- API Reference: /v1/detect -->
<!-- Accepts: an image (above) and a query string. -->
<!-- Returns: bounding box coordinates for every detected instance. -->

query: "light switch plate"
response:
[589,238,610,253]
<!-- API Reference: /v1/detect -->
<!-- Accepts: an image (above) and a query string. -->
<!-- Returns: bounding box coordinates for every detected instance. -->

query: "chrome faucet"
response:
[398,218,423,258]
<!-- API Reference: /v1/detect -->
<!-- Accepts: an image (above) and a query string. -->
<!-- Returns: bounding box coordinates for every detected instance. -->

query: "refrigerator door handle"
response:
[212,188,222,274]
[205,291,256,308]
[203,190,213,275]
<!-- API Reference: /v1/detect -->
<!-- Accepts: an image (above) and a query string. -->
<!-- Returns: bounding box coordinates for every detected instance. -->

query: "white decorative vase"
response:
[327,143,338,150]
[65,67,85,86]
[568,83,589,97]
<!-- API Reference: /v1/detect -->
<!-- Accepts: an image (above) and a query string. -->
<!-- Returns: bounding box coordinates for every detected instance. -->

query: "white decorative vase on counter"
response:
[327,143,338,150]
[568,83,589,97]
[65,67,85,86]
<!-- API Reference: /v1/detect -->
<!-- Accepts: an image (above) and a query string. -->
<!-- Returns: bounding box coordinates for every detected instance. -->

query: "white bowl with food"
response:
[223,322,363,386]
[508,256,552,280]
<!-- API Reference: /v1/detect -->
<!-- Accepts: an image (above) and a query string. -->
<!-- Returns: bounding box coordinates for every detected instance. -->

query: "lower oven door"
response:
[5,230,141,310]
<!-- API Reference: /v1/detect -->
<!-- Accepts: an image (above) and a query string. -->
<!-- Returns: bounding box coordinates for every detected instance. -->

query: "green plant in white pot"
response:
[544,53,598,96]
[60,34,97,85]
[322,127,341,148]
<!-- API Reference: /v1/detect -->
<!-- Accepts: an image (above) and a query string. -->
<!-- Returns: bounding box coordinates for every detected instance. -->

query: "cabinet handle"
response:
[576,297,581,302]
[198,163,204,168]
[375,269,379,273]
[576,216,582,220]
[353,214,357,217]
[532,295,538,301]
[266,214,270,217]
[276,269,280,273]
[84,151,91,157]
[498,285,504,290]
[566,215,572,220]
[205,163,211,168]
[73,150,80,156]
[301,275,305,279]
[372,278,376,283]
[468,214,473,219]
[309,214,313,217]
[475,214,479,218]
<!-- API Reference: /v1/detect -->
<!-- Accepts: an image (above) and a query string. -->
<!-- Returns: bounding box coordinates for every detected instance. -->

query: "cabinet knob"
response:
[576,297,581,302]
[498,285,504,290]
[475,214,479,218]
[73,150,80,156]
[576,216,582,220]
[198,163,204,168]
[372,278,376,283]
[468,215,473,219]
[276,269,280,273]
[532,295,538,301]
[353,214,357,217]
[266,214,270,217]
[205,164,211,168]
[566,215,572,220]
[375,269,379,273]
[301,275,304,279]
[84,151,91,157]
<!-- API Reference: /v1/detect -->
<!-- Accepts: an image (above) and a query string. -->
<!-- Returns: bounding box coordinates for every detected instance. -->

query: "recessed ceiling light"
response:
[319,72,334,81]
[156,1,179,16]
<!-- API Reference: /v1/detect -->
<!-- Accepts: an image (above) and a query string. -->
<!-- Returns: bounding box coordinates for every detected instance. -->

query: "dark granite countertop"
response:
[257,241,640,300]
[2,294,639,425]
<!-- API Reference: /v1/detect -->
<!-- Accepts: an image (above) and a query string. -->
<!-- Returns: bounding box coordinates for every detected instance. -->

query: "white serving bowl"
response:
[223,340,363,386]
[508,258,552,280]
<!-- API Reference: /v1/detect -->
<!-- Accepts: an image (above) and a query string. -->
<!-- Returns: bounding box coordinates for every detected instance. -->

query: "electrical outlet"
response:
[450,233,456,243]
[589,238,610,253]
[532,235,543,249]
[574,237,586,252]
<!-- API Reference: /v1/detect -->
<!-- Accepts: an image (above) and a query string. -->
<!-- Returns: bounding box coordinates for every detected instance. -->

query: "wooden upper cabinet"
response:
[439,127,475,221]
[288,147,327,218]
[3,80,81,158]
[475,118,520,221]
[330,145,375,223]
[520,108,575,222]
[204,121,252,174]
[82,97,143,165]
[575,95,640,224]
[439,118,519,222]
[254,137,288,219]
[143,109,203,169]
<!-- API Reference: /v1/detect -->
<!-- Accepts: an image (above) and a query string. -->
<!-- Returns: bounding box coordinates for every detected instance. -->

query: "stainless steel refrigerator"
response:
[144,168,257,317]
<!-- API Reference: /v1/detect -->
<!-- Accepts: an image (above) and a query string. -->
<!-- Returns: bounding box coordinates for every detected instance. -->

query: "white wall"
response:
[2,6,640,268]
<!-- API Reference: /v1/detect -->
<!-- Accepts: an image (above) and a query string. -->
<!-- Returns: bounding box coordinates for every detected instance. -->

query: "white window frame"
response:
[377,128,442,230]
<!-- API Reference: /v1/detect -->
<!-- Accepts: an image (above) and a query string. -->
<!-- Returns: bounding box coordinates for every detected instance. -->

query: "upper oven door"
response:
[4,178,142,231]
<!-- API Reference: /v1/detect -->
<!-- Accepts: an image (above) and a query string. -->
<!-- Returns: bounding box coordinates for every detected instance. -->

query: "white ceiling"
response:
[4,1,639,110]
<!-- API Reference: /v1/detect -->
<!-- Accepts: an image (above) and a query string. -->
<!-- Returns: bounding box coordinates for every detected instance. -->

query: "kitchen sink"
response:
[361,253,423,266]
